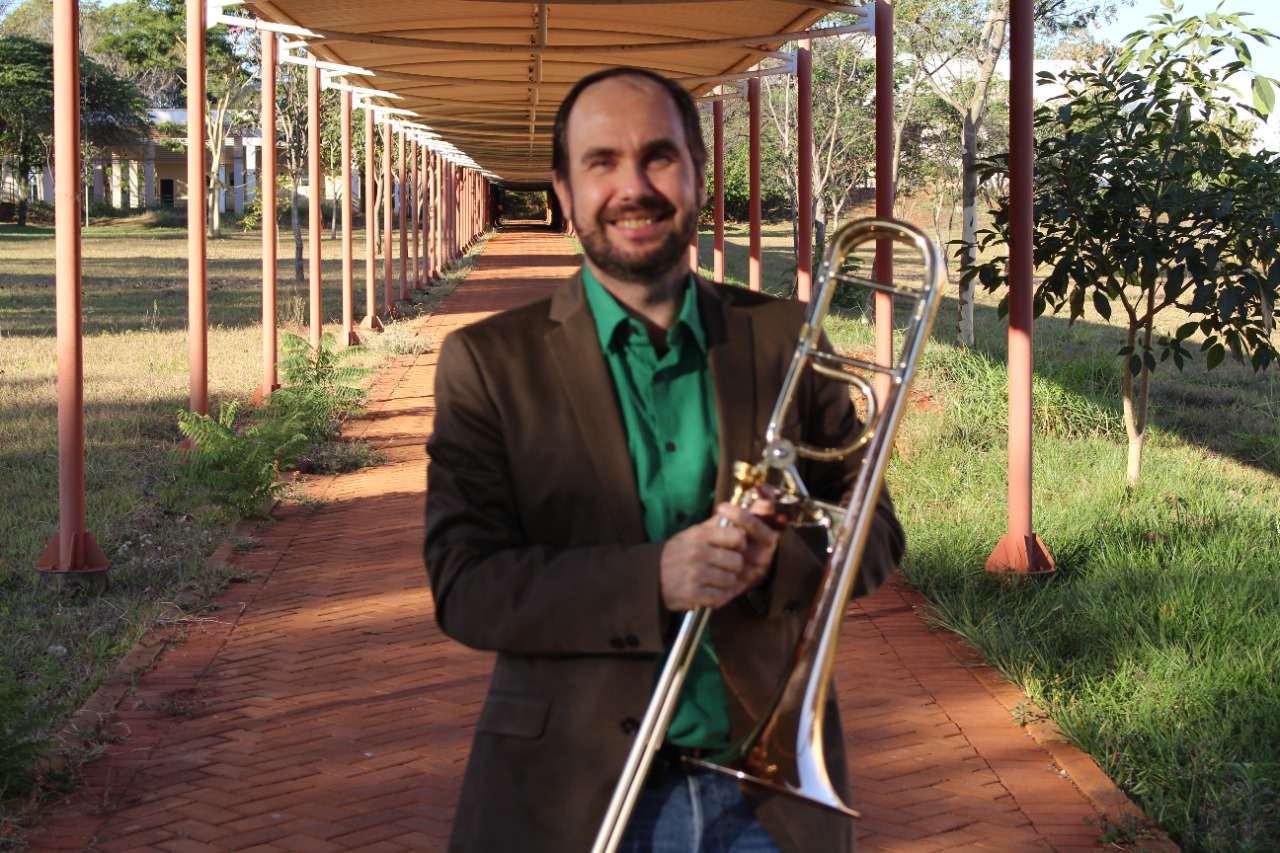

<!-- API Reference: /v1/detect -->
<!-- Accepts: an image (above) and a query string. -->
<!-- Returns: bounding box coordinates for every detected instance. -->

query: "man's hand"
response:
[659,500,781,611]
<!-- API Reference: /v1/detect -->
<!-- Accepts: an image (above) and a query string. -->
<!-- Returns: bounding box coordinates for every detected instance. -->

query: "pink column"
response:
[436,154,446,273]
[427,152,438,279]
[361,107,382,330]
[797,39,814,302]
[713,99,725,284]
[38,0,108,578]
[307,63,322,348]
[398,126,408,300]
[452,165,460,262]
[186,0,208,416]
[340,89,358,346]
[256,32,279,401]
[987,0,1054,574]
[382,121,393,312]
[748,76,762,292]
[427,142,437,280]
[875,0,895,398]
[410,137,420,288]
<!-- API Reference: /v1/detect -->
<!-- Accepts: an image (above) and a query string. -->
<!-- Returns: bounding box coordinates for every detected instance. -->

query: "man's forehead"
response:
[568,73,678,125]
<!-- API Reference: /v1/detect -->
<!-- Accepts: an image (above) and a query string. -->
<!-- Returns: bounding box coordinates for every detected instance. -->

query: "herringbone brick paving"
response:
[23,224,1174,852]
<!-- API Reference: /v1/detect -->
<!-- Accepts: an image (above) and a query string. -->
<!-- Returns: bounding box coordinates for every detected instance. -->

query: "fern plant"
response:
[171,401,310,521]
[271,332,372,443]
[169,334,376,521]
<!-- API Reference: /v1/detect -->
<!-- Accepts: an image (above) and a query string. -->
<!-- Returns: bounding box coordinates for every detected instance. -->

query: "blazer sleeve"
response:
[424,330,669,658]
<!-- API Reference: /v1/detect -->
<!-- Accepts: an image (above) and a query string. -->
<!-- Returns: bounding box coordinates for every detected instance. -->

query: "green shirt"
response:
[582,267,730,749]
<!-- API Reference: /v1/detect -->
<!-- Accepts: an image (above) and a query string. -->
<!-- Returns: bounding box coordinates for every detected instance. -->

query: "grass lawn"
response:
[705,217,1280,850]
[3,215,1278,850]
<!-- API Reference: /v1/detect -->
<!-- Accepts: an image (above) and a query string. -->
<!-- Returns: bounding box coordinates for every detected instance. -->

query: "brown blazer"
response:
[424,272,904,853]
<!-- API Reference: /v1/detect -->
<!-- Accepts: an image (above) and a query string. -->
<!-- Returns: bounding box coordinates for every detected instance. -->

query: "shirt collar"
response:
[582,266,707,354]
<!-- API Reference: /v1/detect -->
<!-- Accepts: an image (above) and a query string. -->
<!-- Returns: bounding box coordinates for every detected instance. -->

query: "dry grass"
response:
[0,218,449,821]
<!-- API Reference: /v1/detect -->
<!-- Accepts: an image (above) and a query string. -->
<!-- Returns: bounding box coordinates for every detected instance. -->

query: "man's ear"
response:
[551,172,573,223]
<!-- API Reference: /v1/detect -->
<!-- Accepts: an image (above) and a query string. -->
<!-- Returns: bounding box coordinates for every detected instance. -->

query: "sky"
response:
[1092,0,1279,80]
[1090,0,1280,145]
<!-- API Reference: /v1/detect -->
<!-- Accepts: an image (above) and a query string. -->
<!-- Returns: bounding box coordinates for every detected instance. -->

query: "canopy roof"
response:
[236,1,867,185]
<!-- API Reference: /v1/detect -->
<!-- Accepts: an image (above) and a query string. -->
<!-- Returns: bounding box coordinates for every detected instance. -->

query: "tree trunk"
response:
[16,180,28,226]
[957,113,980,348]
[372,175,382,254]
[1121,322,1154,485]
[291,184,303,282]
[210,187,222,239]
[813,194,828,260]
[330,175,339,239]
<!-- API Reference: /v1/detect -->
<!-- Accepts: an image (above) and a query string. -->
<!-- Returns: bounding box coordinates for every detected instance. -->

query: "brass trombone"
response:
[590,217,946,853]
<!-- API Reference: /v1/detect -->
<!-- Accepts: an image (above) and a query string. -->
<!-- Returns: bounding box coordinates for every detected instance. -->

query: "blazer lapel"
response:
[698,279,760,502]
[546,272,646,541]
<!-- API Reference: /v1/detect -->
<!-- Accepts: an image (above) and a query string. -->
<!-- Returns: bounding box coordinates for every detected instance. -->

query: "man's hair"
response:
[551,67,707,178]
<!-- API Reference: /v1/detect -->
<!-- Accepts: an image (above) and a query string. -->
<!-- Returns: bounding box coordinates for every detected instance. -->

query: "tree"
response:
[896,0,1121,347]
[99,0,258,238]
[966,1,1280,484]
[763,34,877,284]
[0,35,147,226]
[276,64,309,282]
[2,1,137,87]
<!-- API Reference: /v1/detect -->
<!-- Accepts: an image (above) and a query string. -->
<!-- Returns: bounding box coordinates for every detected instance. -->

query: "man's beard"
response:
[572,197,697,285]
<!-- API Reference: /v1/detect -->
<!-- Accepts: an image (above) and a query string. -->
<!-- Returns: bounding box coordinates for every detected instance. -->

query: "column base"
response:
[252,383,282,405]
[37,530,110,592]
[360,314,385,332]
[985,533,1055,574]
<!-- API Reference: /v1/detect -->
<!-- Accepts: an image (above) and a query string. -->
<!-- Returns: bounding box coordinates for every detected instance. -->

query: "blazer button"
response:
[610,637,625,650]
[620,717,640,735]
[625,635,640,649]
[783,600,802,614]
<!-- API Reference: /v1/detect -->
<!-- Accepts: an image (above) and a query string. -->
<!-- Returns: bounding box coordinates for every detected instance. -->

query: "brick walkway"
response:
[23,225,1174,852]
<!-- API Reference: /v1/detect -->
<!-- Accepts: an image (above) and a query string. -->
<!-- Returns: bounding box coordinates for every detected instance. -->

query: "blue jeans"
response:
[619,766,783,853]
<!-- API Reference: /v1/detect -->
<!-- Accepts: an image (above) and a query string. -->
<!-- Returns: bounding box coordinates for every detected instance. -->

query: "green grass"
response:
[0,220,480,832]
[795,218,1280,851]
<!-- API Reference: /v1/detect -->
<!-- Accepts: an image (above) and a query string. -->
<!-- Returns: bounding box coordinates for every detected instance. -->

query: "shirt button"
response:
[625,635,640,649]
[620,717,640,735]
[664,441,677,452]
[610,637,625,650]
[675,511,688,524]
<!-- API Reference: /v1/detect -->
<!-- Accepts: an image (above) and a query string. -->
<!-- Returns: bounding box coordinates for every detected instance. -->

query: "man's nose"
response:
[616,160,654,201]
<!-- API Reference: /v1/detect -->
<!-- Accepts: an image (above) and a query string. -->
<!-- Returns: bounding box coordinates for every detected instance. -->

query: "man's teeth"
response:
[615,217,655,228]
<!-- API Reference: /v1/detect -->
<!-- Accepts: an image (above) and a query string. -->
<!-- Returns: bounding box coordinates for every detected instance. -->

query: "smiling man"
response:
[424,68,904,853]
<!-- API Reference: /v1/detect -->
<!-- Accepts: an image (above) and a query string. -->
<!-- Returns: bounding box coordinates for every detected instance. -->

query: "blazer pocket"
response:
[476,691,551,739]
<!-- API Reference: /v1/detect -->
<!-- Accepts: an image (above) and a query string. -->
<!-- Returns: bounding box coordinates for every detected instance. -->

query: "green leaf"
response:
[1092,291,1112,321]
[1253,76,1276,118]
[1206,343,1225,370]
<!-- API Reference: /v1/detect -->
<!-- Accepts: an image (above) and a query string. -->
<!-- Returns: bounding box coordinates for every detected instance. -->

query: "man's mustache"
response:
[602,198,676,222]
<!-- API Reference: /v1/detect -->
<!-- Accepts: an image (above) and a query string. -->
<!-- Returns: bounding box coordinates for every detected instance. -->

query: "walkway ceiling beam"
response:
[234,21,874,56]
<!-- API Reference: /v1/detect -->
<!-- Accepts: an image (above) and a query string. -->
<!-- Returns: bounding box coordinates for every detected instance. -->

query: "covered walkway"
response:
[24,227,1169,853]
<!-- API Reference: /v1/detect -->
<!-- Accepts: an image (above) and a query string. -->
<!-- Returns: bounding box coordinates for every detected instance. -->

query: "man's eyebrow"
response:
[578,144,619,162]
[577,139,683,162]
